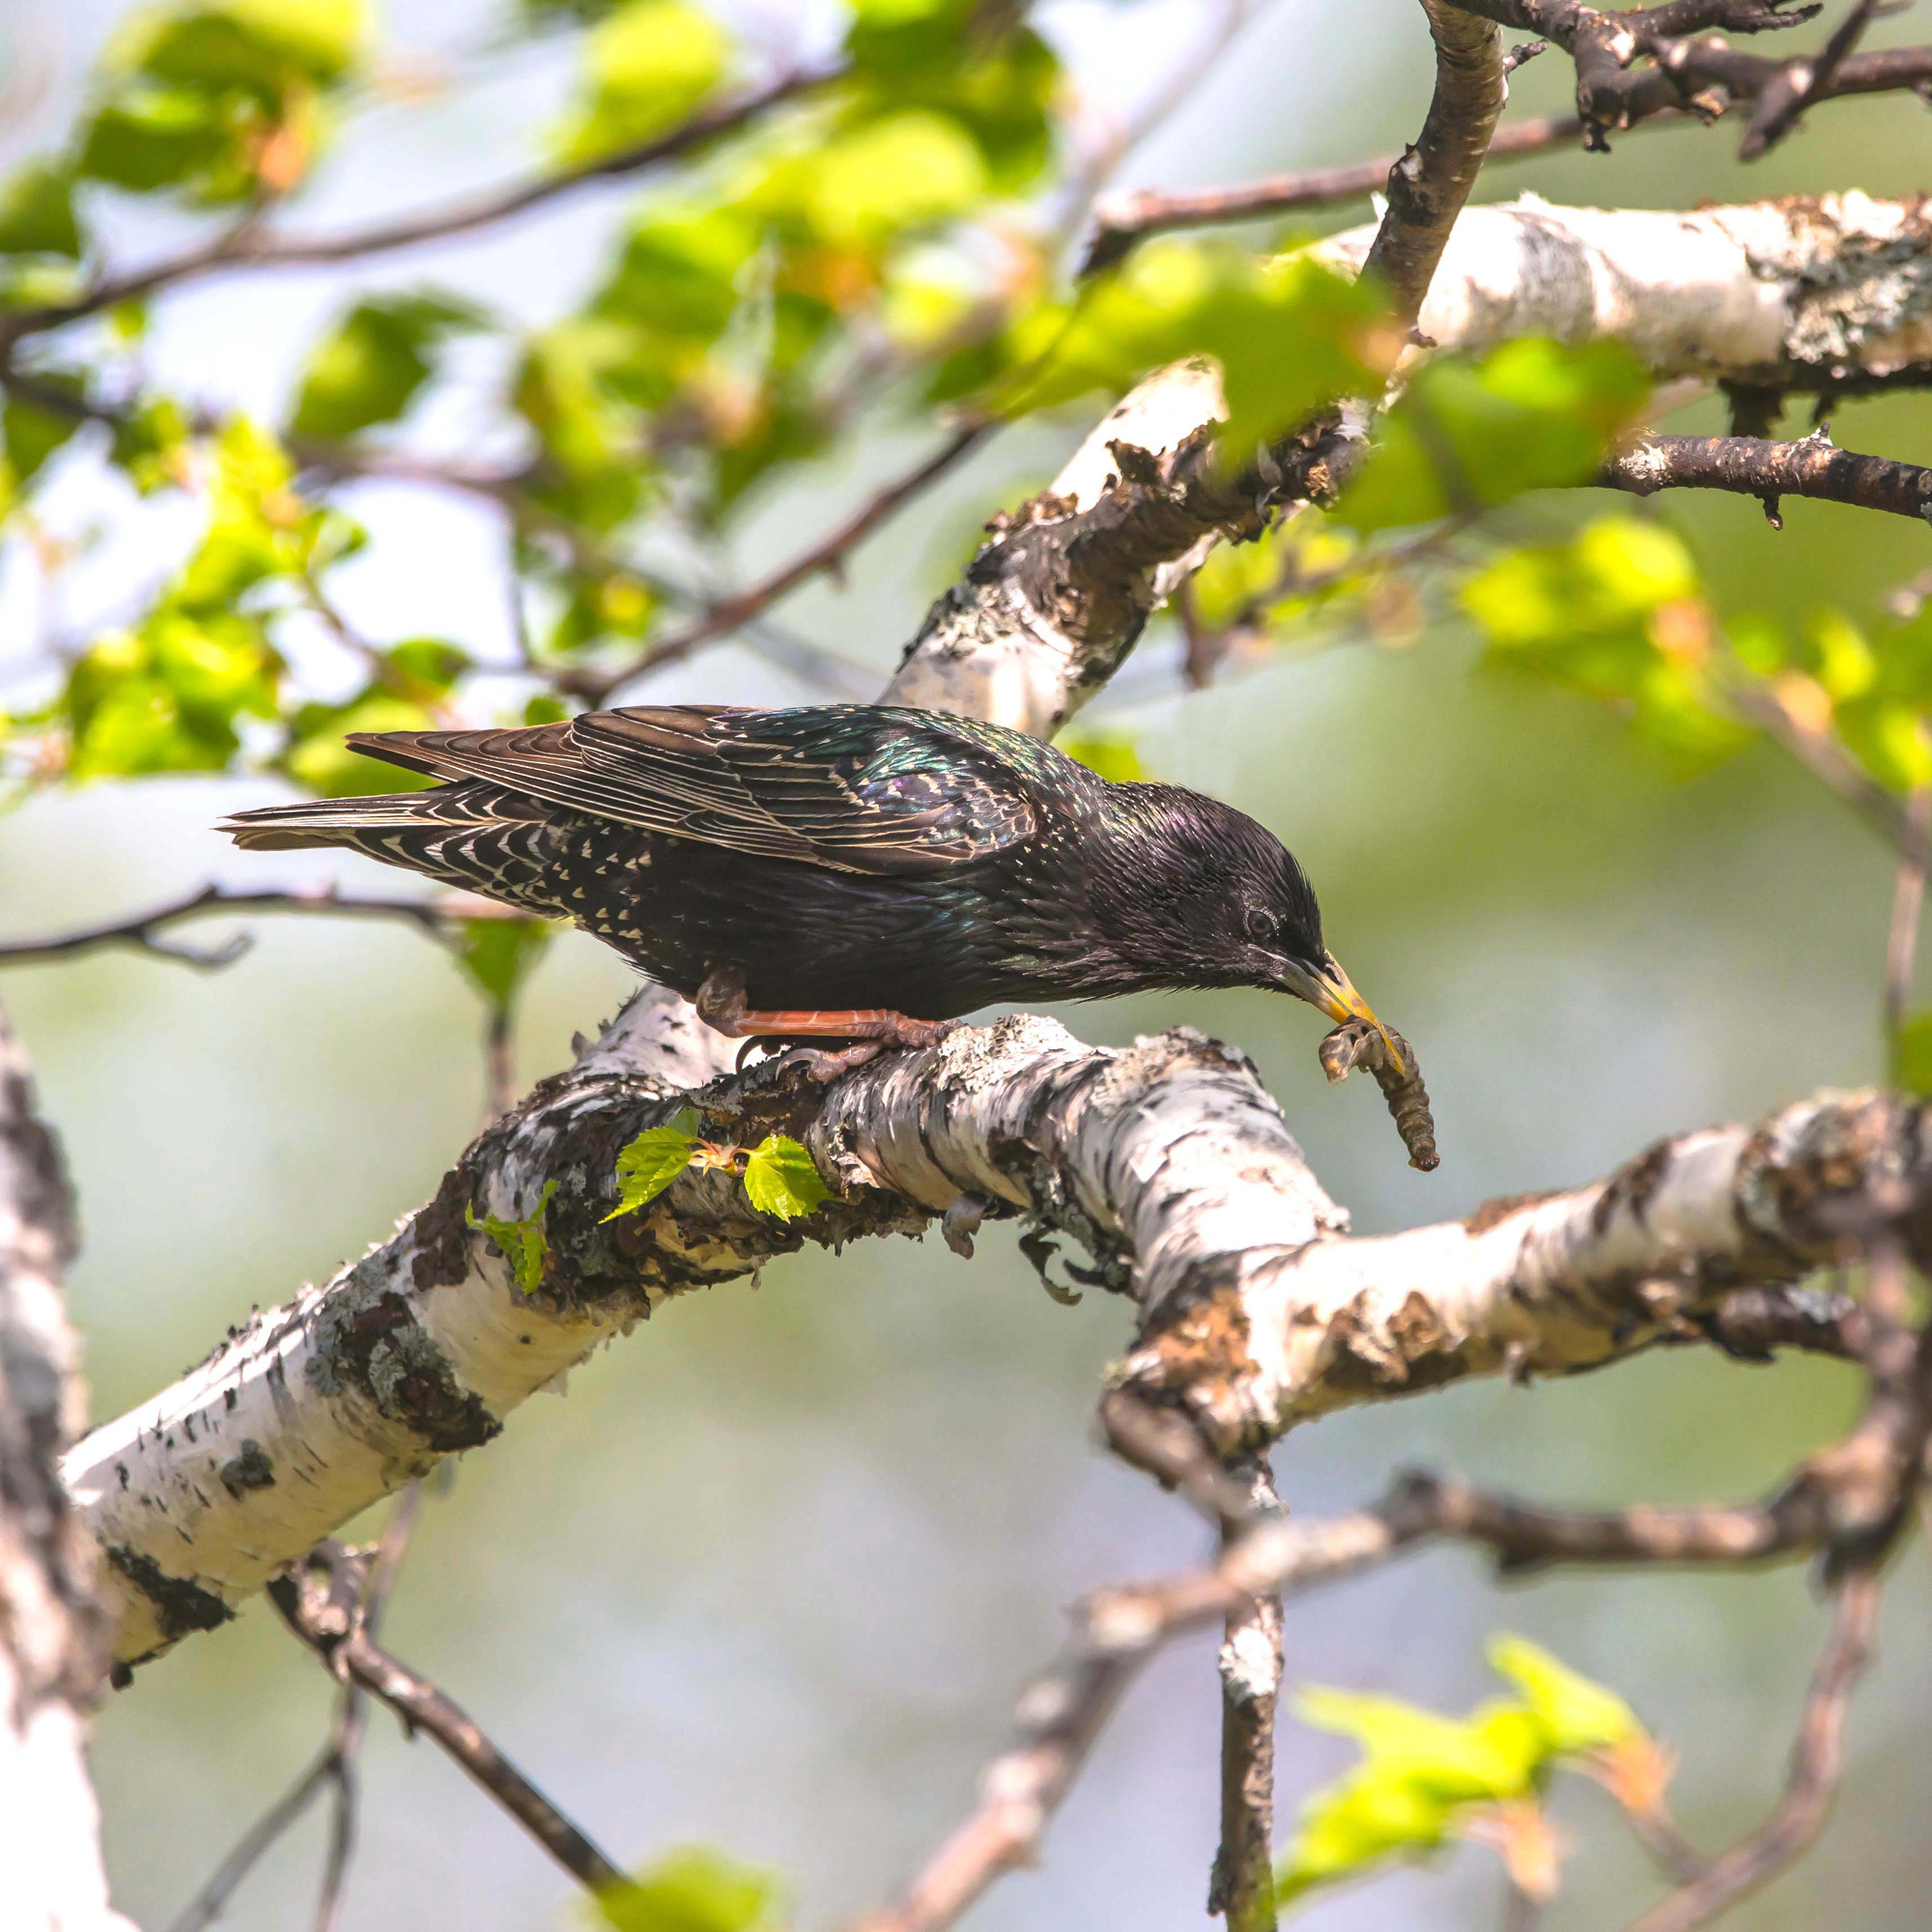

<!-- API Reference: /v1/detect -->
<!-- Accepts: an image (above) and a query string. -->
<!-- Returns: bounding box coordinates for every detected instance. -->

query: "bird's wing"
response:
[344,705,1039,876]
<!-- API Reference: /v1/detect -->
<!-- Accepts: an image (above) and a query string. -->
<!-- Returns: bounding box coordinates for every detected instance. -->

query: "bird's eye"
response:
[1244,908,1279,946]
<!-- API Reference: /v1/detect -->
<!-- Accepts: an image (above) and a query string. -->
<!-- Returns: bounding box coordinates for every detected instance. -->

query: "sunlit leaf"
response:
[1488,1636,1638,1756]
[604,1115,702,1220]
[466,1179,557,1293]
[0,160,82,257]
[1057,731,1146,783]
[741,1135,829,1220]
[1339,339,1650,531]
[291,290,487,441]
[554,0,731,165]
[282,692,435,797]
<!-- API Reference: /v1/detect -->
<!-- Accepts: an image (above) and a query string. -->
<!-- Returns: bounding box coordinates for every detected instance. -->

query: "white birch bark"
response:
[0,1007,134,1931]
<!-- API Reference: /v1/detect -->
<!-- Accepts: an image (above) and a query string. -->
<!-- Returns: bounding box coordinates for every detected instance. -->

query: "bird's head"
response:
[1119,788,1401,1069]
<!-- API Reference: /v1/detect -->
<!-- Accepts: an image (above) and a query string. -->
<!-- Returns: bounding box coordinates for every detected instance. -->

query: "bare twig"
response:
[0,72,830,350]
[1601,430,1932,527]
[1079,109,1705,272]
[1361,0,1508,327]
[270,1541,626,1896]
[562,421,994,700]
[1208,1460,1284,1932]
[484,1007,518,1125]
[1623,1564,1885,1932]
[1740,0,1887,154]
[0,883,525,972]
[1440,0,1932,152]
[1884,788,1932,1055]
[165,1486,426,1932]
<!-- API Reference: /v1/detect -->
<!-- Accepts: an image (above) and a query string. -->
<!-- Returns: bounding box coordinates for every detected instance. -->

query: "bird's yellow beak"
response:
[1279,952,1403,1074]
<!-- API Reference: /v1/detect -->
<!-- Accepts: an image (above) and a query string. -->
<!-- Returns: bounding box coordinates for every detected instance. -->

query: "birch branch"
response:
[889,189,1932,731]
[1361,0,1507,327]
[64,977,1926,1668]
[0,1005,131,1929]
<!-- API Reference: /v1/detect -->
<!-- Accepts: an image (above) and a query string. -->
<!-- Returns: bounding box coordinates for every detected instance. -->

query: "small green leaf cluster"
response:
[1275,1634,1645,1907]
[604,1114,831,1223]
[595,1844,784,1932]
[4,0,369,257]
[54,416,352,778]
[466,1179,559,1295]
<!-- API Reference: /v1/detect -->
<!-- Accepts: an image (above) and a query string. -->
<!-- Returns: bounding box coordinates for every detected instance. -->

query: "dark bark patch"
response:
[217,1438,275,1500]
[308,1290,500,1454]
[1591,1136,1674,1236]
[105,1545,231,1640]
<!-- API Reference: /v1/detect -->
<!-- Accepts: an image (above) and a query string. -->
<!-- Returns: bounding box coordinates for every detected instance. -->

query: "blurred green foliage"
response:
[1276,1634,1648,1908]
[595,1845,784,1932]
[12,0,1918,860]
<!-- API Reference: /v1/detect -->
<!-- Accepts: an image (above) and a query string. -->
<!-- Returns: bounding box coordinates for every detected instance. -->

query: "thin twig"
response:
[0,71,830,349]
[484,1006,518,1124]
[1208,1459,1283,1932]
[1601,429,1932,526]
[1883,788,1932,1057]
[165,1486,427,1932]
[1360,0,1508,329]
[1079,112,1692,273]
[0,883,522,972]
[270,1543,626,1895]
[1739,0,1887,156]
[1623,1565,1885,1932]
[561,421,994,700]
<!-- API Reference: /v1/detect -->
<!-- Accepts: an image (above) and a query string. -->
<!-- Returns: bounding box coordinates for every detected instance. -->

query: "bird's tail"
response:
[219,781,576,916]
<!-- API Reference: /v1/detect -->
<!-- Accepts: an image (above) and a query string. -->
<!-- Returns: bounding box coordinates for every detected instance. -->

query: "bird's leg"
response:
[696,968,952,1050]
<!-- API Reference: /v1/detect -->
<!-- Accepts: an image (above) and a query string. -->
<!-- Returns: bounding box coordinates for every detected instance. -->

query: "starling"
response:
[221,703,1393,1065]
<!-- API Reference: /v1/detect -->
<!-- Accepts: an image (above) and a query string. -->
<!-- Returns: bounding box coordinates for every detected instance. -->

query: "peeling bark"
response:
[1321,191,1932,392]
[0,1005,131,1929]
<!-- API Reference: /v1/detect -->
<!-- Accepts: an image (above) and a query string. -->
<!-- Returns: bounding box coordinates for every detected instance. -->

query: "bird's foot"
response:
[769,1040,888,1082]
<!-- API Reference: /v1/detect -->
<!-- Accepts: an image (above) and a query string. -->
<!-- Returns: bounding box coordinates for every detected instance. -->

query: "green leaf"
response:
[291,291,488,441]
[77,87,233,193]
[1489,1636,1639,1755]
[998,242,1388,464]
[454,918,554,1010]
[283,692,435,796]
[1276,1640,1640,1908]
[1338,338,1651,532]
[124,0,367,92]
[1892,1009,1932,1094]
[801,111,986,248]
[741,1135,829,1220]
[596,1845,783,1932]
[3,375,86,488]
[466,1180,558,1294]
[554,0,731,165]
[0,161,82,257]
[1057,731,1146,783]
[66,610,281,778]
[604,1115,701,1220]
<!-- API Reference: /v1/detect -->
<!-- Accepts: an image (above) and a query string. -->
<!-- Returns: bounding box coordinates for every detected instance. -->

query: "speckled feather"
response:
[220,703,1330,1018]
